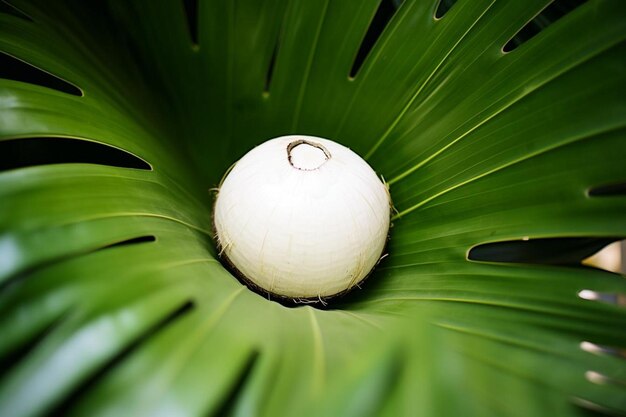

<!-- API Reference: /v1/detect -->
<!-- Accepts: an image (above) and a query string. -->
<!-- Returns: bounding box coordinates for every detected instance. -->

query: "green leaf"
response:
[1,0,625,416]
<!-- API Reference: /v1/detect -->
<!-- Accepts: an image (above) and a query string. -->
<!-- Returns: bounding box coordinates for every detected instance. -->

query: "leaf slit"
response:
[264,39,279,94]
[0,312,68,376]
[182,0,199,45]
[580,341,626,359]
[0,137,152,172]
[434,0,459,19]
[468,237,619,266]
[50,300,196,415]
[588,182,626,197]
[1,235,157,292]
[571,397,622,417]
[0,51,82,96]
[349,0,403,79]
[102,235,156,249]
[578,290,625,307]
[0,0,33,21]
[210,351,259,416]
[585,371,625,387]
[503,0,589,53]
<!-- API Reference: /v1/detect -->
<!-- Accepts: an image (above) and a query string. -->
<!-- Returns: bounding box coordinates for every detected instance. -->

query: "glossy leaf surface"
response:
[1,0,625,416]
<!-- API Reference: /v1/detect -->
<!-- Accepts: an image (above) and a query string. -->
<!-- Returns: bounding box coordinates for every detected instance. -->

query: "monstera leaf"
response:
[1,0,625,416]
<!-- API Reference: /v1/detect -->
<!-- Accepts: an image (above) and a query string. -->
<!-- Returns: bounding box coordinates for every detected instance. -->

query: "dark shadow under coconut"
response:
[214,234,390,309]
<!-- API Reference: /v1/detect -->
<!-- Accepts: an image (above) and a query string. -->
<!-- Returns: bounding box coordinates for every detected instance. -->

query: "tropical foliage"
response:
[0,0,625,416]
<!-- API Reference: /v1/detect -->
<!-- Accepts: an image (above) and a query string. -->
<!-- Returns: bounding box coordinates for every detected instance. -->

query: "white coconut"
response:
[213,135,391,300]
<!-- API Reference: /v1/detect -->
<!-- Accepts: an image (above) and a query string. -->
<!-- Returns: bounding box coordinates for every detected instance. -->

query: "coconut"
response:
[213,135,391,302]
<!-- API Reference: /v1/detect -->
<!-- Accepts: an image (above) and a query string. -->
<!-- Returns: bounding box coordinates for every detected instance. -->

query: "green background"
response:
[0,0,625,416]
